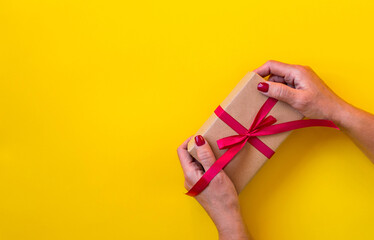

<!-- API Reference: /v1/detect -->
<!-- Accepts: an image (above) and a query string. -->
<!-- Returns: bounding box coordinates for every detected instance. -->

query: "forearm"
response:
[330,99,374,161]
[205,201,249,240]
[217,211,249,240]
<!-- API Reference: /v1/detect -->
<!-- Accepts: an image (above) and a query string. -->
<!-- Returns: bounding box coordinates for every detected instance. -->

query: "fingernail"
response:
[195,135,205,146]
[257,82,269,92]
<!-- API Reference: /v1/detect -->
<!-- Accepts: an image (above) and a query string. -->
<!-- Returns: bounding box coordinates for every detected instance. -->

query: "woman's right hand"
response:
[253,60,346,122]
[254,60,374,161]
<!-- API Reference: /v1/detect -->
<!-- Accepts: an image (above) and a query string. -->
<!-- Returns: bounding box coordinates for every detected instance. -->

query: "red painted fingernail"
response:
[195,135,205,146]
[257,82,269,92]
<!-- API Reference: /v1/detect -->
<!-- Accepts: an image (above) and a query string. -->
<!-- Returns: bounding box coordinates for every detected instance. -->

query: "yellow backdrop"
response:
[1,0,374,239]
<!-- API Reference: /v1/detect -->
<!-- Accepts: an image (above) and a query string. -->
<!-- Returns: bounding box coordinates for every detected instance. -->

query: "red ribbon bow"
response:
[186,97,339,197]
[216,107,277,151]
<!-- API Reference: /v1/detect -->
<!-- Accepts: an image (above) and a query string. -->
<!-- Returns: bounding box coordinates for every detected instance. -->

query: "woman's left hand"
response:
[177,135,249,240]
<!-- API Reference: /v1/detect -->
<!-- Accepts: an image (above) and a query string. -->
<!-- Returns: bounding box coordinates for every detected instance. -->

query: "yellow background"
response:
[1,0,374,239]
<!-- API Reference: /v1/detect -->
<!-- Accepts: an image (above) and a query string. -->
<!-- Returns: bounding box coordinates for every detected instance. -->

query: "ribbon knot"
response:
[217,115,278,150]
[186,97,339,197]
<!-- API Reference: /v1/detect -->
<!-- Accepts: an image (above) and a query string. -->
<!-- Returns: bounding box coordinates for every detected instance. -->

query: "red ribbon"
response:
[186,97,339,197]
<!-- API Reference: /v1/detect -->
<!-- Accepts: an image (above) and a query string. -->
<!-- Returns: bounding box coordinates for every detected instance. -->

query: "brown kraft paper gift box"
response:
[187,71,303,193]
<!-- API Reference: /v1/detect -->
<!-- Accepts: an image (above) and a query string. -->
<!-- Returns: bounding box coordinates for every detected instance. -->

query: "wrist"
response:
[214,204,249,240]
[218,218,249,240]
[322,95,347,123]
[219,229,249,240]
[327,98,355,128]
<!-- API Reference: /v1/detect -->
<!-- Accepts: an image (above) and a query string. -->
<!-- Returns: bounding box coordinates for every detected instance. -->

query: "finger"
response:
[253,60,294,77]
[194,135,216,170]
[177,137,194,174]
[253,60,298,86]
[268,74,296,88]
[191,159,205,173]
[257,81,299,105]
[268,74,286,83]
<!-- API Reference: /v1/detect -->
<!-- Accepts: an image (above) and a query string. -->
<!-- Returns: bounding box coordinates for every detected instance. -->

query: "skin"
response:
[177,60,374,239]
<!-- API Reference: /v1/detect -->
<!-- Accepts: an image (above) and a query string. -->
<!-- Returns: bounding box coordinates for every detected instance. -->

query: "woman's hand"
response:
[254,60,374,161]
[177,136,249,240]
[254,60,345,120]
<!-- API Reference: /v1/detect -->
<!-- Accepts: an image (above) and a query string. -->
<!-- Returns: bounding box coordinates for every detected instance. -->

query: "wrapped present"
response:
[187,72,338,196]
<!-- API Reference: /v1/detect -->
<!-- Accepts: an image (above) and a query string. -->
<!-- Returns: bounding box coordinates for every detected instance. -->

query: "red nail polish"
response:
[195,135,205,146]
[257,82,269,92]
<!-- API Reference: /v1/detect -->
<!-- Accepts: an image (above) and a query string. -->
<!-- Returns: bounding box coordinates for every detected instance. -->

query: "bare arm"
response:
[330,100,374,160]
[254,60,374,162]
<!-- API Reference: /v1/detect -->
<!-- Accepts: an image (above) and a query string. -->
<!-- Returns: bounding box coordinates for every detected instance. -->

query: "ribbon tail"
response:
[252,119,339,137]
[186,140,246,197]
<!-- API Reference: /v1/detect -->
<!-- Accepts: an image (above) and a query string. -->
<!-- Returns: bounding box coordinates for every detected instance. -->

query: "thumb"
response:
[257,81,298,105]
[194,135,216,171]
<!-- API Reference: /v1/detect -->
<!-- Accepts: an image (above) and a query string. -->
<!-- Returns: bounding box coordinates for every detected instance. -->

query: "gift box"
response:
[187,72,304,193]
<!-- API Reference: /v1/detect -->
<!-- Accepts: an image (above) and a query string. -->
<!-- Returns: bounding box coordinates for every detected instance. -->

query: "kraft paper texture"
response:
[188,72,303,193]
